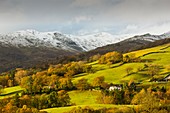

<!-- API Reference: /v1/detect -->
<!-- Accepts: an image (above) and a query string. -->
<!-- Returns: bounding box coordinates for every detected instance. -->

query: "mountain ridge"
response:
[1,30,170,52]
[0,30,121,52]
[0,30,170,73]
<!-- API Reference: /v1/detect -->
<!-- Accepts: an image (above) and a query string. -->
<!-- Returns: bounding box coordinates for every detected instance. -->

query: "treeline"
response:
[0,90,70,111]
[95,80,170,113]
[0,61,95,111]
[89,51,142,64]
[0,61,93,88]
[65,84,170,113]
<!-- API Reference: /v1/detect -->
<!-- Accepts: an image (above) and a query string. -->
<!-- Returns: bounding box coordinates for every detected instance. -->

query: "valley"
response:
[0,41,170,113]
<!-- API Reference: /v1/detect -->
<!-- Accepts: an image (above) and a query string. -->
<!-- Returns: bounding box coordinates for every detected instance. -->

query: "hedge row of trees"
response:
[0,61,93,88]
[0,103,46,113]
[0,90,70,112]
[89,51,142,65]
[96,83,170,113]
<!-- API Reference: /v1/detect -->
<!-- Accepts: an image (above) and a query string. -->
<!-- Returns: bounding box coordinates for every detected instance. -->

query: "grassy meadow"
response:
[0,86,23,99]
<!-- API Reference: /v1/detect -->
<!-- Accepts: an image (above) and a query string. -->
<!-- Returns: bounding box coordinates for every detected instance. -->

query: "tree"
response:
[140,93,160,112]
[89,54,101,62]
[83,65,93,74]
[92,76,105,88]
[2,102,18,113]
[147,64,160,77]
[20,76,33,94]
[76,78,90,91]
[123,55,130,63]
[47,91,59,107]
[58,90,71,107]
[15,69,28,85]
[99,51,123,64]
[131,89,160,112]
[131,89,146,105]
[0,85,3,94]
[13,93,20,107]
[49,74,60,90]
[59,77,73,90]
[16,105,44,113]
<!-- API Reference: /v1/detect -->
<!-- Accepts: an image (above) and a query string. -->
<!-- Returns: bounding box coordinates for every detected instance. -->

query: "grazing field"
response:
[68,90,100,105]
[42,104,134,113]
[42,90,135,113]
[0,86,23,99]
[73,43,170,84]
[73,63,144,84]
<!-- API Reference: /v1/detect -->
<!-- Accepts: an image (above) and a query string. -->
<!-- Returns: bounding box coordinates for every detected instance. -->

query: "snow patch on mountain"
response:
[0,30,126,51]
[0,30,170,52]
[126,32,170,42]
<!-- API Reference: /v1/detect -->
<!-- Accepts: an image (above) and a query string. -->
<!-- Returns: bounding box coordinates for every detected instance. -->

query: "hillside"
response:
[0,30,118,51]
[84,37,170,58]
[74,43,170,84]
[1,42,170,113]
[0,30,170,73]
[43,42,170,113]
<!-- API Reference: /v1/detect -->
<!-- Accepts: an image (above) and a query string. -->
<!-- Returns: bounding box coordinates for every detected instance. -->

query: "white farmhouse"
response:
[109,86,122,91]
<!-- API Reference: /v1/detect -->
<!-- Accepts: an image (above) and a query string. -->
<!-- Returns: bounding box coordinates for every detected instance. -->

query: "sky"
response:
[0,0,170,35]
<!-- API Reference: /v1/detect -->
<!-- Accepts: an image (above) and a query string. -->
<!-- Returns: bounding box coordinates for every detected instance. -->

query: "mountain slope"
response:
[1,30,169,52]
[0,30,170,73]
[83,33,170,58]
[0,30,120,72]
[0,30,120,52]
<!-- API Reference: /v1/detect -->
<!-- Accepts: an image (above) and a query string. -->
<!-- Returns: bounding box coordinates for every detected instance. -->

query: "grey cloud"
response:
[0,0,170,34]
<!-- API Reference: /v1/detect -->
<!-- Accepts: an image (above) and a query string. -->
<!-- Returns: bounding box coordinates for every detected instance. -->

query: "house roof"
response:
[164,74,170,80]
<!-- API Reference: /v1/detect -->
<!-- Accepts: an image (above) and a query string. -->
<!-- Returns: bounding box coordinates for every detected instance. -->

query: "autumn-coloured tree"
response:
[58,90,71,107]
[2,102,18,113]
[99,51,123,64]
[92,76,105,88]
[59,77,73,90]
[47,91,59,108]
[123,55,130,63]
[16,105,45,113]
[131,89,146,105]
[89,54,101,62]
[15,69,28,85]
[76,78,90,91]
[49,74,60,90]
[147,64,160,77]
[0,76,9,87]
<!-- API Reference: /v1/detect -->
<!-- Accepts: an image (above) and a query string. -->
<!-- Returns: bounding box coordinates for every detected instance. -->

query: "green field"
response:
[73,63,145,84]
[0,86,23,99]
[69,90,100,105]
[42,104,134,113]
[73,43,170,84]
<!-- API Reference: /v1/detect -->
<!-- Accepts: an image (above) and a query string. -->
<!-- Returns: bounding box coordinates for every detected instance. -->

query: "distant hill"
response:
[0,30,170,73]
[82,36,170,59]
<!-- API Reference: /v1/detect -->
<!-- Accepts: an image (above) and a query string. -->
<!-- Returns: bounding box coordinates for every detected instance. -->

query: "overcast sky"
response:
[0,0,170,35]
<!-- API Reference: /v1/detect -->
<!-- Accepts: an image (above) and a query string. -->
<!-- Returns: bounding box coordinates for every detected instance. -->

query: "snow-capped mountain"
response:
[69,32,128,51]
[0,30,170,52]
[0,29,170,73]
[0,30,124,52]
[126,32,170,42]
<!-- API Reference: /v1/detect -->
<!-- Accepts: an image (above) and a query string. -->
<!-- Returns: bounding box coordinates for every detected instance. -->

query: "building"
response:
[163,74,170,81]
[109,84,122,91]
